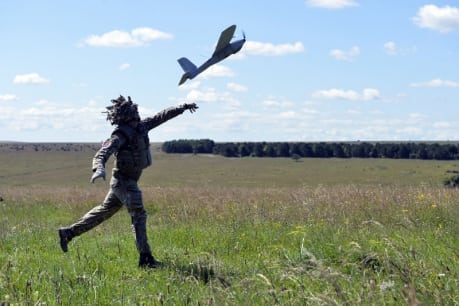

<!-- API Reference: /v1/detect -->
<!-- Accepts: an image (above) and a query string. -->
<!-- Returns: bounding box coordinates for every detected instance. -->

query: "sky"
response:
[1,0,459,143]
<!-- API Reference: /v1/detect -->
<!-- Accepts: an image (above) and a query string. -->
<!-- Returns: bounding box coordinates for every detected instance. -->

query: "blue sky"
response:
[1,0,458,142]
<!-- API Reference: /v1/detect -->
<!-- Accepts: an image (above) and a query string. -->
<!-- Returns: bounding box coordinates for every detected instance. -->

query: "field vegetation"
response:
[1,146,458,305]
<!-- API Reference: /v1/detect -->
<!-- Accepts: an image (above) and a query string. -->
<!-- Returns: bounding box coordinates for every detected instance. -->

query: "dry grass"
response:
[1,151,459,304]
[3,183,458,236]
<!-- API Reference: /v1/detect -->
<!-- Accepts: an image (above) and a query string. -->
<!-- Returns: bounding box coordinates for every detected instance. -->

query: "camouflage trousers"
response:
[69,172,152,255]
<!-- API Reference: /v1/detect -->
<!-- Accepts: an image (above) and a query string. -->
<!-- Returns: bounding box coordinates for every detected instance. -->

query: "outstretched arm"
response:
[143,103,198,131]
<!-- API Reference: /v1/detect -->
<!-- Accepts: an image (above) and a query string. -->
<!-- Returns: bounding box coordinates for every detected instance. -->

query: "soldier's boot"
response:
[58,227,74,253]
[139,253,163,269]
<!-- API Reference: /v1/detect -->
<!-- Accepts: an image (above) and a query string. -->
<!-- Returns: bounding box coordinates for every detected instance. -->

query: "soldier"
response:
[58,95,198,268]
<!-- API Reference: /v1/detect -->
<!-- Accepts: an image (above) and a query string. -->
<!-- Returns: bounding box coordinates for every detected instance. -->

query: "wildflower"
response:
[349,241,361,249]
[380,280,395,291]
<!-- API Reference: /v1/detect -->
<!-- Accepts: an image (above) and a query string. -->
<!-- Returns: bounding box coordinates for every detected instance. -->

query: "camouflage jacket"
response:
[92,105,187,180]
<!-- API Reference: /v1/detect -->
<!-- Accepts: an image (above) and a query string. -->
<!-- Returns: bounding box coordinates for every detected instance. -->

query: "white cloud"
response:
[131,27,171,41]
[362,88,381,100]
[0,94,18,102]
[410,79,459,88]
[407,113,425,122]
[206,110,257,135]
[384,41,417,56]
[0,101,104,134]
[313,89,359,100]
[13,73,50,84]
[279,111,298,119]
[243,41,304,56]
[178,80,201,91]
[184,86,241,109]
[186,88,220,102]
[312,88,380,100]
[329,46,360,61]
[35,99,51,106]
[119,63,131,71]
[413,5,459,33]
[384,41,397,55]
[306,0,358,9]
[227,82,248,92]
[261,97,294,108]
[433,121,453,129]
[301,108,319,115]
[199,64,235,79]
[83,27,173,47]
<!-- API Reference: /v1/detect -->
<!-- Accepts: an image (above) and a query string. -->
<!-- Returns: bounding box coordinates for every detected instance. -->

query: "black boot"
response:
[58,227,73,253]
[139,253,163,268]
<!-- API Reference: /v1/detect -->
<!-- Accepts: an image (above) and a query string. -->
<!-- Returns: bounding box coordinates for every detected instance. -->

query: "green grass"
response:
[2,148,458,188]
[1,150,459,304]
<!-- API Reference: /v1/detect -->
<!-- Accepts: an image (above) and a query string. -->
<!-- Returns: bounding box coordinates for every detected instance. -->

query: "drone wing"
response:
[212,24,236,56]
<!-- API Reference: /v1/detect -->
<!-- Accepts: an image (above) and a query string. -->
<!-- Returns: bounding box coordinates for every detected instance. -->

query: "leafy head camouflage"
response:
[104,95,140,125]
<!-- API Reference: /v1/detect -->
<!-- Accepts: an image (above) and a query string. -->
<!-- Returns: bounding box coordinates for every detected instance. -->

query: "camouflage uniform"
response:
[59,96,198,268]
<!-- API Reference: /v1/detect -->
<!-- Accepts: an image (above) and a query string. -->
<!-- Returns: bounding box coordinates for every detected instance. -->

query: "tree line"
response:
[0,143,100,153]
[162,139,459,160]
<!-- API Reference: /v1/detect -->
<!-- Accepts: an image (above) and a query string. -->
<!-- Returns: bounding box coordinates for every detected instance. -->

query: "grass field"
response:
[1,148,458,305]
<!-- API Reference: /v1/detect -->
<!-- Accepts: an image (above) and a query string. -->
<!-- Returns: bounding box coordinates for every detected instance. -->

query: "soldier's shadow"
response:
[165,259,231,288]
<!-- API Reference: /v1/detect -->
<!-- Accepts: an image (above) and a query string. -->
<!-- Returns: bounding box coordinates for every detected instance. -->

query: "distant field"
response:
[1,145,458,304]
[1,144,458,188]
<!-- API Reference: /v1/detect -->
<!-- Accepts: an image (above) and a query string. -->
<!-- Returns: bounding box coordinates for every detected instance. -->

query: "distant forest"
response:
[162,139,459,160]
[0,143,100,153]
[3,141,459,161]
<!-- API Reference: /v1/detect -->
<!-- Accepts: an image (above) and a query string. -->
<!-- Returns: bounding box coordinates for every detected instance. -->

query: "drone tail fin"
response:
[178,72,190,85]
[177,57,198,85]
[178,57,197,74]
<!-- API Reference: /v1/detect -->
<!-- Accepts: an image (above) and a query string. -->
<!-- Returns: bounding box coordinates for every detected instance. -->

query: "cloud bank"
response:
[14,73,50,84]
[413,5,459,33]
[312,88,381,100]
[410,79,459,88]
[0,94,18,102]
[329,46,360,61]
[243,41,304,56]
[83,27,173,47]
[306,0,358,9]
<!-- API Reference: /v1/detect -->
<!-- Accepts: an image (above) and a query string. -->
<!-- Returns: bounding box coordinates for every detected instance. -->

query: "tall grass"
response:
[1,153,459,304]
[1,183,458,304]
